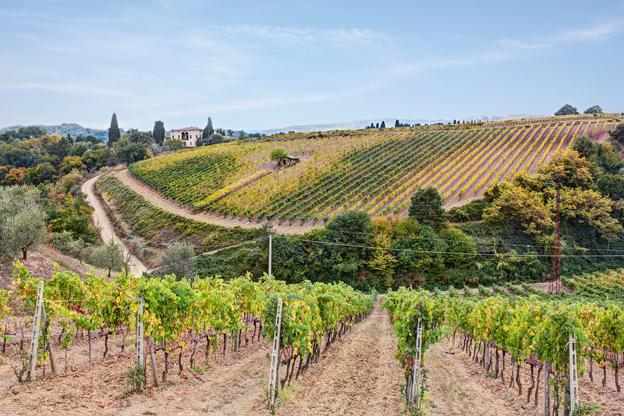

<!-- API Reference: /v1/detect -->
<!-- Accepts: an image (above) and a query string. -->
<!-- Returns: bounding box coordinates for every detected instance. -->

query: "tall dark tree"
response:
[409,187,446,227]
[153,120,165,145]
[200,117,214,146]
[380,121,386,129]
[395,119,400,128]
[107,113,120,148]
[554,104,578,116]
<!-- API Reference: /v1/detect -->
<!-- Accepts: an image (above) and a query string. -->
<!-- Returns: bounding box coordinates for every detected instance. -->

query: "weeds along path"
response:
[276,301,403,416]
[114,169,316,235]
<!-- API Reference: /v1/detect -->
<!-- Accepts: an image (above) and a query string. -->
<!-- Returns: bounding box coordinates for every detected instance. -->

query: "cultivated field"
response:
[129,115,622,224]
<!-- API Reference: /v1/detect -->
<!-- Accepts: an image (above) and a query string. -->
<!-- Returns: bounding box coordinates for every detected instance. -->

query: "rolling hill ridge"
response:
[128,114,623,225]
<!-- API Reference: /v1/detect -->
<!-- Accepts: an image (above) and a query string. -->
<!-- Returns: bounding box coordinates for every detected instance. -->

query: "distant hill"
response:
[0,123,109,140]
[129,114,621,224]
[257,114,541,135]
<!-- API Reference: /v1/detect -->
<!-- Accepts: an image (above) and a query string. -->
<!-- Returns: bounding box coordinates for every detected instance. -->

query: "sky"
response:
[1,0,623,131]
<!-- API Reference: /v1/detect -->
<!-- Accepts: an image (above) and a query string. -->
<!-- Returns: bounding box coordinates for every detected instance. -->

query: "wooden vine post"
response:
[27,281,44,381]
[408,318,423,408]
[135,295,145,388]
[568,333,579,416]
[267,297,283,411]
[544,361,551,416]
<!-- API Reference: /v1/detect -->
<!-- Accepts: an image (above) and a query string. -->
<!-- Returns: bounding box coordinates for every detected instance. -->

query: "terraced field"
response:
[129,115,622,224]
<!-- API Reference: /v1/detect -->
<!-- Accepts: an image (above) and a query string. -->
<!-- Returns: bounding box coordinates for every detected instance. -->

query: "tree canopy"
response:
[554,104,578,116]
[583,105,603,115]
[0,186,46,261]
[409,187,446,227]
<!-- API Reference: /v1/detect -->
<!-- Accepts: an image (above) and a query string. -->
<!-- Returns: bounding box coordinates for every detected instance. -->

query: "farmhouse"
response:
[170,127,202,147]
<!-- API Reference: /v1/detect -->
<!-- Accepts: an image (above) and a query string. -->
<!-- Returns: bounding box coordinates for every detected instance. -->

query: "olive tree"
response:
[161,241,195,280]
[0,186,46,261]
[90,240,123,277]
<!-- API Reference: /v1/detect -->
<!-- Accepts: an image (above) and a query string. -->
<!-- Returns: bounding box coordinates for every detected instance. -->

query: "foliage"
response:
[409,187,445,227]
[555,104,579,116]
[583,105,603,115]
[107,113,121,147]
[270,148,288,161]
[0,185,46,261]
[160,241,196,280]
[90,240,123,277]
[114,137,152,165]
[152,121,165,146]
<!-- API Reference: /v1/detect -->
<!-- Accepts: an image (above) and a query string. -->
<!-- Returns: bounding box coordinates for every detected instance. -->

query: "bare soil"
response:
[81,173,147,275]
[276,301,403,416]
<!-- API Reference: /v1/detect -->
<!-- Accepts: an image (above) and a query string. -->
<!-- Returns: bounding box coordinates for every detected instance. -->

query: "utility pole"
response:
[268,234,272,275]
[550,187,561,294]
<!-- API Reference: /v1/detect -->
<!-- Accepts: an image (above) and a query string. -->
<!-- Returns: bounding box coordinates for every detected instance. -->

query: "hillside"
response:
[0,123,109,140]
[129,114,623,224]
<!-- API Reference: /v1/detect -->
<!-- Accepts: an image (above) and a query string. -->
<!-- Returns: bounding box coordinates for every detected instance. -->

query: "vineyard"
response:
[384,285,624,415]
[94,175,266,261]
[0,263,375,411]
[129,115,622,224]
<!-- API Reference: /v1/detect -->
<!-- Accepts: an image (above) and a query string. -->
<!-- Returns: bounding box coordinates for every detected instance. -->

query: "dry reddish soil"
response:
[435,340,624,416]
[276,301,403,416]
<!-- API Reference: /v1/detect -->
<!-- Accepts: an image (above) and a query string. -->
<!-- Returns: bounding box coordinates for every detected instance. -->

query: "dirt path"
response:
[114,169,317,235]
[0,332,272,416]
[426,343,533,416]
[277,301,403,416]
[117,340,272,416]
[81,173,147,275]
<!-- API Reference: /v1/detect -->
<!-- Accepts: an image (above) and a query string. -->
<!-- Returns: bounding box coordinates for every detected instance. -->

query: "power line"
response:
[271,234,624,258]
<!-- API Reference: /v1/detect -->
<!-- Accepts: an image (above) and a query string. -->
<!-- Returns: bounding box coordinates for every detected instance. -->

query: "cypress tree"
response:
[380,121,386,129]
[153,120,165,145]
[107,113,120,148]
[201,117,214,146]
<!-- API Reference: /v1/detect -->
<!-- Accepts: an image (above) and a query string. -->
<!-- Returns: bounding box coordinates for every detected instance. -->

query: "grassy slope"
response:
[95,175,266,254]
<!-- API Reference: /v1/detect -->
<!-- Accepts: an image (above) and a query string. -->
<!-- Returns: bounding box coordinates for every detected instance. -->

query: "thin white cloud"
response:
[497,19,624,51]
[396,19,624,77]
[556,20,623,42]
[497,38,550,50]
[216,24,391,47]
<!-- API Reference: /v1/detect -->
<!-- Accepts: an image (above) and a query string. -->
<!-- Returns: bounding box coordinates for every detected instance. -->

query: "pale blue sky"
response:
[1,0,623,131]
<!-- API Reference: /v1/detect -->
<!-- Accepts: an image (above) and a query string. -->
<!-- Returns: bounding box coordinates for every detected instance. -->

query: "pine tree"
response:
[380,121,386,129]
[153,120,165,145]
[107,113,120,148]
[395,119,400,128]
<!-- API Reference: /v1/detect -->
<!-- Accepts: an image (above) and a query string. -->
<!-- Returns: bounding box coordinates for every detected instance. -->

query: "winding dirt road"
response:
[81,173,147,276]
[114,169,317,235]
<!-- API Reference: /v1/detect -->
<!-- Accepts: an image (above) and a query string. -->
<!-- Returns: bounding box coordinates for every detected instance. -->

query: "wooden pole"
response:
[268,298,283,410]
[27,281,44,381]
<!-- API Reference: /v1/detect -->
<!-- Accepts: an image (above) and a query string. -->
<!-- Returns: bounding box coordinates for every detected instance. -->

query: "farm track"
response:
[276,301,403,416]
[114,169,317,235]
[81,173,148,275]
